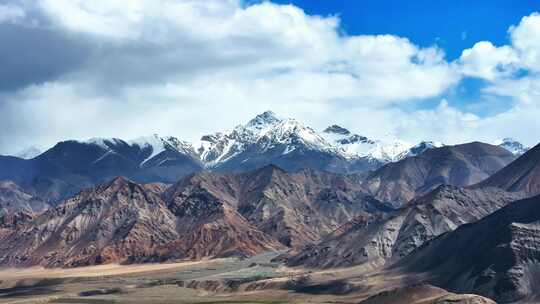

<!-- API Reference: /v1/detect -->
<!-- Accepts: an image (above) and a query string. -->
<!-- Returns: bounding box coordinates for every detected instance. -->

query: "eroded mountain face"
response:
[0,177,180,267]
[0,181,49,238]
[286,185,524,269]
[0,181,49,217]
[0,166,388,267]
[475,143,540,197]
[396,194,540,303]
[164,166,389,248]
[361,142,516,207]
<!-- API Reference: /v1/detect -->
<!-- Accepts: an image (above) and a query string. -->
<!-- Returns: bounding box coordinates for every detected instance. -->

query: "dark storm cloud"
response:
[0,23,91,92]
[0,25,271,97]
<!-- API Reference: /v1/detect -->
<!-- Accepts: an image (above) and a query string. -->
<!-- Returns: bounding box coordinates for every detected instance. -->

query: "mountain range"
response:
[12,112,529,165]
[0,142,538,269]
[0,112,529,203]
[286,142,540,302]
[285,185,525,269]
[0,111,538,303]
[0,166,385,267]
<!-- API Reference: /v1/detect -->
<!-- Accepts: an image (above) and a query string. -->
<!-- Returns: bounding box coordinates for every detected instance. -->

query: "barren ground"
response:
[0,251,495,304]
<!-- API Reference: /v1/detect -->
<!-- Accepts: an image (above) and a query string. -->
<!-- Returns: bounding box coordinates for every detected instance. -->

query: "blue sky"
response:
[272,0,540,59]
[266,0,540,118]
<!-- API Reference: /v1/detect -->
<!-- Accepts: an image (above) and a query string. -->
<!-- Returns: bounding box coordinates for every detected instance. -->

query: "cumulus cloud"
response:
[0,1,539,154]
[459,13,540,79]
[459,41,518,80]
[510,12,540,71]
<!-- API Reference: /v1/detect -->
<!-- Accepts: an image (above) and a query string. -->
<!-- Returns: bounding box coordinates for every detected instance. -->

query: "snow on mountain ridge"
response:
[195,112,338,167]
[396,141,444,160]
[369,139,415,162]
[11,112,518,169]
[196,113,456,168]
[245,110,283,131]
[14,146,42,159]
[493,138,529,155]
[322,125,416,162]
[84,137,125,150]
[76,135,197,166]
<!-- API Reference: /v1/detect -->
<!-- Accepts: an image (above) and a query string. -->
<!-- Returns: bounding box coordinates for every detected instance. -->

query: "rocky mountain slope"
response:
[359,284,496,304]
[396,194,540,303]
[475,143,540,197]
[164,165,388,248]
[0,176,283,267]
[0,165,387,267]
[361,142,516,206]
[286,185,524,269]
[0,181,49,217]
[0,181,49,238]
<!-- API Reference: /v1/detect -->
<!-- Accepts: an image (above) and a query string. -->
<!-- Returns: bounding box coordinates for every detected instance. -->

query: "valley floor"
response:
[0,252,497,304]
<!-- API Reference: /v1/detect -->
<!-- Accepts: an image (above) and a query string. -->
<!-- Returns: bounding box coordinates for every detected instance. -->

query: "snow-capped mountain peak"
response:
[369,139,414,162]
[195,112,336,167]
[73,134,197,167]
[396,141,444,160]
[323,125,375,146]
[246,111,283,131]
[494,138,529,155]
[256,118,333,153]
[322,125,412,162]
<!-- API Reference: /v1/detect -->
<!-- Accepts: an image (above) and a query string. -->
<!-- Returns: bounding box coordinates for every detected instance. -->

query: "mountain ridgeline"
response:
[0,112,526,203]
[0,111,538,303]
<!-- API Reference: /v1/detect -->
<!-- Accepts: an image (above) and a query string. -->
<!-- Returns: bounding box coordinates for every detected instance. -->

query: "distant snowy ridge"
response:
[130,134,197,165]
[14,146,42,159]
[75,134,199,167]
[321,125,441,162]
[8,112,528,167]
[493,138,530,155]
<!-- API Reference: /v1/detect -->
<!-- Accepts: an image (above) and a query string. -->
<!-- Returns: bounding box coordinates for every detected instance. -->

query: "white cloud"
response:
[510,12,540,71]
[458,13,540,80]
[0,2,540,153]
[459,41,518,80]
[34,0,458,103]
